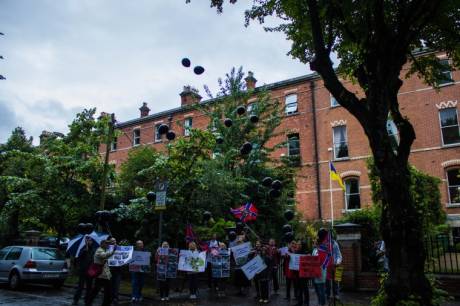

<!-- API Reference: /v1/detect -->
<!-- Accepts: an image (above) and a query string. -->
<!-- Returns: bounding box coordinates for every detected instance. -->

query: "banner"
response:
[128,251,151,273]
[178,250,206,272]
[211,249,231,278]
[241,255,267,280]
[230,242,251,265]
[157,248,178,280]
[108,246,133,267]
[299,255,321,278]
[288,253,303,271]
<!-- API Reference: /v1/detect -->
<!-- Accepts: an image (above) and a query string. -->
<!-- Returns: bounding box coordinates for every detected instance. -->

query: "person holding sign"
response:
[283,241,299,301]
[130,240,147,302]
[108,237,122,305]
[268,239,280,295]
[232,237,250,296]
[295,241,311,306]
[155,241,172,301]
[312,229,334,306]
[250,242,273,304]
[187,242,201,300]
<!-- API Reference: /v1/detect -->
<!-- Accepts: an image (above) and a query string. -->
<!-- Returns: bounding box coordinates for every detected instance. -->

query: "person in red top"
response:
[283,240,299,300]
[268,238,280,294]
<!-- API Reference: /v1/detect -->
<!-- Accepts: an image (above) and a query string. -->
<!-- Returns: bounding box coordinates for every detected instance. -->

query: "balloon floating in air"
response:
[284,209,294,221]
[236,106,246,115]
[271,180,282,190]
[194,66,205,75]
[269,188,281,198]
[146,191,156,202]
[85,223,94,234]
[181,58,191,68]
[236,221,244,231]
[228,231,237,241]
[284,231,294,243]
[166,131,176,141]
[216,136,224,144]
[203,211,212,222]
[262,177,273,187]
[250,115,259,123]
[282,224,292,233]
[224,118,233,127]
[240,142,253,155]
[77,223,86,235]
[158,124,169,135]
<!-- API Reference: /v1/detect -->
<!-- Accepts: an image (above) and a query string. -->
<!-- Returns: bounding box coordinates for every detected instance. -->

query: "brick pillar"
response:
[334,223,361,290]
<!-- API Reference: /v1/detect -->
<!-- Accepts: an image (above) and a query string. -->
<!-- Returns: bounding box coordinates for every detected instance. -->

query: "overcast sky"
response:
[0,0,310,144]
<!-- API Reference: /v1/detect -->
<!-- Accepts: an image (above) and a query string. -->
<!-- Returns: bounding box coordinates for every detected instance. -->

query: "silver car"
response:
[0,246,68,289]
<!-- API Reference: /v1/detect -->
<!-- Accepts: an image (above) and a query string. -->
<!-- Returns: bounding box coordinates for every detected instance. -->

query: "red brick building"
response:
[104,52,460,237]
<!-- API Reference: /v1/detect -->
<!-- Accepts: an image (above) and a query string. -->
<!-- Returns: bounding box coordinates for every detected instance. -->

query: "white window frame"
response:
[154,124,162,143]
[184,117,193,137]
[332,125,349,160]
[285,94,298,115]
[287,133,300,156]
[344,177,361,211]
[330,94,339,108]
[446,168,460,207]
[110,137,117,151]
[133,129,141,146]
[437,59,454,86]
[438,108,460,147]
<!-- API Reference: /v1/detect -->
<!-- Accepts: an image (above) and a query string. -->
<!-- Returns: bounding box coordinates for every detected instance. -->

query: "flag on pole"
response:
[329,161,345,190]
[230,202,258,223]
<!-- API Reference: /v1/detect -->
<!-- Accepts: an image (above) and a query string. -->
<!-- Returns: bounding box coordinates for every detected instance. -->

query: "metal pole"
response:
[159,211,163,245]
[329,160,334,226]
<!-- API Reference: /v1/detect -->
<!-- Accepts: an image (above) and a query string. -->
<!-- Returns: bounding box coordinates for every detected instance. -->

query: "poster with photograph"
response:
[230,242,251,266]
[108,246,134,267]
[128,251,151,273]
[241,255,267,280]
[211,249,231,278]
[156,248,178,280]
[178,250,206,272]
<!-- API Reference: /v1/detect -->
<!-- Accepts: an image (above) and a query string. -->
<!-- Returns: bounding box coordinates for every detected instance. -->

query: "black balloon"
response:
[85,223,94,234]
[158,124,169,135]
[166,131,176,141]
[224,118,233,127]
[236,221,244,231]
[203,211,212,221]
[181,58,191,67]
[284,231,294,243]
[216,136,224,144]
[262,177,273,187]
[236,106,246,115]
[77,223,86,234]
[272,180,282,190]
[240,142,253,155]
[146,191,156,202]
[284,210,294,221]
[269,188,281,198]
[228,231,237,241]
[194,66,205,75]
[282,224,292,233]
[249,115,259,123]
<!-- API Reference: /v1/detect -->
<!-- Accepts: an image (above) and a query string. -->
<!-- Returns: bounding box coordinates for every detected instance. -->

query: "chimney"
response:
[139,102,150,117]
[245,71,257,90]
[180,85,202,106]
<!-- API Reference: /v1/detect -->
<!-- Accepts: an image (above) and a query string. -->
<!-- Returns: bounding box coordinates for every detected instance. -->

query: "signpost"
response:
[155,181,168,244]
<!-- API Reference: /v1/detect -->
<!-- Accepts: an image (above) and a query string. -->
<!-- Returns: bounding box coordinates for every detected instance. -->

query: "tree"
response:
[194,1,460,304]
[0,127,34,153]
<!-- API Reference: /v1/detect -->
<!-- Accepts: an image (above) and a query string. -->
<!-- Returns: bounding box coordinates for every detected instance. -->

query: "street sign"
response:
[155,181,168,210]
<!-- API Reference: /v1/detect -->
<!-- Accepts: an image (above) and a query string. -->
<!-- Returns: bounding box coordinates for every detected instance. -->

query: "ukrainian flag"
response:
[329,161,345,190]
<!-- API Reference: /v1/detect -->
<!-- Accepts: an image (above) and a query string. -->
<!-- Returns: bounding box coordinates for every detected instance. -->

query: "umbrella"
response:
[66,231,109,258]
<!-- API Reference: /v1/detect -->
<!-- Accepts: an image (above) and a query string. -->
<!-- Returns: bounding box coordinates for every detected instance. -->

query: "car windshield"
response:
[32,248,64,260]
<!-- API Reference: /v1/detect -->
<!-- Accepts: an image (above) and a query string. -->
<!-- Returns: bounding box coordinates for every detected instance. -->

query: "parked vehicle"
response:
[0,246,68,289]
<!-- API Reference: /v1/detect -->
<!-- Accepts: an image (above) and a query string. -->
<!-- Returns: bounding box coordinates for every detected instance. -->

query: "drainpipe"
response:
[310,81,322,219]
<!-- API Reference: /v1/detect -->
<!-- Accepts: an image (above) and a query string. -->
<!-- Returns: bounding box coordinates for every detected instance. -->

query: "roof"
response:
[115,72,320,129]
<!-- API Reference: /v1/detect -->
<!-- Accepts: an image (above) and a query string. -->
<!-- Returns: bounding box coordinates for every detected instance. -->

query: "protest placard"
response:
[298,255,322,278]
[241,255,267,280]
[178,250,206,272]
[211,249,231,278]
[108,246,133,267]
[128,251,151,273]
[288,253,303,271]
[230,242,251,265]
[279,247,288,256]
[156,248,178,280]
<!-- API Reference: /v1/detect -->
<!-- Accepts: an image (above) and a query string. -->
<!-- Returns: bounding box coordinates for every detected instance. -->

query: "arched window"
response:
[447,168,460,205]
[344,177,361,210]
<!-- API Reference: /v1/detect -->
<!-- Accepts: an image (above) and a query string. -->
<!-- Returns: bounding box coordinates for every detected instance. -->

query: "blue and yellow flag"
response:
[329,161,345,190]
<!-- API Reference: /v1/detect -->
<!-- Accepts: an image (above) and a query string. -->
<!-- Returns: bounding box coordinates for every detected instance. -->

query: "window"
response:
[447,168,460,205]
[154,124,162,142]
[285,94,298,115]
[5,247,22,260]
[287,134,300,156]
[110,137,117,151]
[439,108,460,145]
[437,59,453,86]
[133,129,141,146]
[330,94,339,107]
[333,125,349,159]
[344,178,361,210]
[247,103,256,114]
[32,248,64,260]
[184,117,193,136]
[0,247,11,260]
[386,119,399,152]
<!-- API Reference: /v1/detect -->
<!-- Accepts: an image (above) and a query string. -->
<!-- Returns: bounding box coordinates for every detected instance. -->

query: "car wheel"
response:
[52,280,64,289]
[8,270,21,290]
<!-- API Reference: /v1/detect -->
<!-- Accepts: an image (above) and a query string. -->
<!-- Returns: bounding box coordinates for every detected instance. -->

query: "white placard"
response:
[279,247,288,256]
[177,250,206,272]
[241,255,267,280]
[230,242,252,261]
[288,253,308,271]
[108,246,134,267]
[130,251,151,266]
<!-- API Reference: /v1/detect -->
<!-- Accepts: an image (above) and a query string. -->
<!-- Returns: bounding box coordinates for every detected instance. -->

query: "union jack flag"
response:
[230,202,258,223]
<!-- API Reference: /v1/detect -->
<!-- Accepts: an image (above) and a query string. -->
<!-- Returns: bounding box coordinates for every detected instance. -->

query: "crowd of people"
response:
[71,228,343,306]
